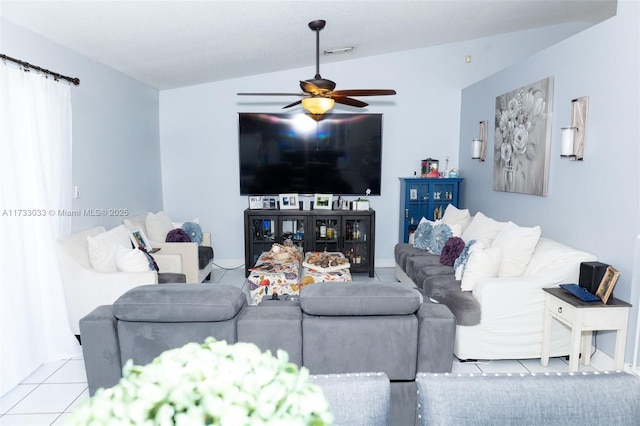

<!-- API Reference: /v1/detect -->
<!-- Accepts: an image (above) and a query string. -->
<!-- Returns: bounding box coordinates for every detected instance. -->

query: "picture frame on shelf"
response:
[278,193,299,210]
[596,266,620,304]
[248,196,264,210]
[128,226,154,252]
[262,196,279,210]
[410,188,418,200]
[313,193,332,210]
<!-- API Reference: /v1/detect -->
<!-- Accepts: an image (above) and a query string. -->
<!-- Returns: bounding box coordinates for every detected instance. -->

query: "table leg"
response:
[568,325,582,372]
[581,330,592,366]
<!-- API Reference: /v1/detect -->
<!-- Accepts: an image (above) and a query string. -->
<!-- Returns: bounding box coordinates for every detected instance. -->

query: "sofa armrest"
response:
[153,253,182,274]
[472,276,550,324]
[59,251,158,334]
[149,242,200,282]
[416,303,456,373]
[79,305,122,395]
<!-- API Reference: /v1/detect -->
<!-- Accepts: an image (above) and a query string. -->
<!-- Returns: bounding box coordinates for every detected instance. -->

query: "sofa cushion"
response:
[422,276,481,326]
[113,284,245,322]
[460,245,502,291]
[115,246,153,272]
[491,222,541,278]
[394,243,432,270]
[300,282,420,316]
[406,255,454,289]
[441,204,471,233]
[86,225,132,272]
[146,211,173,242]
[460,212,507,246]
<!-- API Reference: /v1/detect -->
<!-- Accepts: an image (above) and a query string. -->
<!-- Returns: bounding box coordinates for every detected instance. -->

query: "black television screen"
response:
[238,113,383,196]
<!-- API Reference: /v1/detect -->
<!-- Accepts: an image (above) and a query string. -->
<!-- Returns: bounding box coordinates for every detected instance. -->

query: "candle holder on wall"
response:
[561,96,589,160]
[471,120,487,161]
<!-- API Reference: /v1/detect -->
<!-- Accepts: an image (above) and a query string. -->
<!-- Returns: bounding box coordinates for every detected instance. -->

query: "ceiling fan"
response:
[237,19,396,115]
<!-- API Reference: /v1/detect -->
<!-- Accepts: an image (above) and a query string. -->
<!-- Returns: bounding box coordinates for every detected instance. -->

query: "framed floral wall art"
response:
[493,77,554,196]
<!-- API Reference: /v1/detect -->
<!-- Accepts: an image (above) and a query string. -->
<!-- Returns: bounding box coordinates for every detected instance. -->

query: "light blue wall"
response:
[159,23,588,267]
[459,1,640,363]
[1,18,163,231]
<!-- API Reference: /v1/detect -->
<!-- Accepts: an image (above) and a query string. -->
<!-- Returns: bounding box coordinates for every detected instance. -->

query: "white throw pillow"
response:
[460,245,502,291]
[115,246,152,272]
[460,212,507,247]
[171,217,200,229]
[491,222,541,278]
[146,211,173,242]
[441,204,471,233]
[87,225,132,272]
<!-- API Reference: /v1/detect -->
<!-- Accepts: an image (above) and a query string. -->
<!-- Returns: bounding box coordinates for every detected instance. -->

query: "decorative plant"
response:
[66,338,333,425]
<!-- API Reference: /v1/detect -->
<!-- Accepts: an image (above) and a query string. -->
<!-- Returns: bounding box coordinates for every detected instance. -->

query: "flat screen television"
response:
[238,113,383,196]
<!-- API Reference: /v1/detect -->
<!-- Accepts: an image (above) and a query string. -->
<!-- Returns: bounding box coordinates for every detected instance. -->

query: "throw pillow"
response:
[454,240,480,280]
[460,245,503,292]
[413,218,435,251]
[166,228,191,242]
[115,246,153,272]
[171,217,200,229]
[441,204,472,233]
[182,221,203,245]
[491,222,541,278]
[146,211,173,242]
[87,225,132,272]
[440,236,465,266]
[427,223,462,255]
[460,212,507,247]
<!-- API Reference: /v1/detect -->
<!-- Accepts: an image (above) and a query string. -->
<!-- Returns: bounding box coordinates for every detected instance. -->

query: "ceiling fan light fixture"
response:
[302,97,335,114]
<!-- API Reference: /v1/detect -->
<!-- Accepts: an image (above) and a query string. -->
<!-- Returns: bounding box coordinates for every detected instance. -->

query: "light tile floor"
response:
[0,267,596,425]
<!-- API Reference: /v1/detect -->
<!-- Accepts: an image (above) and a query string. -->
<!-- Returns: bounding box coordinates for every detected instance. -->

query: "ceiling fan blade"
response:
[332,89,397,96]
[237,92,307,96]
[334,97,368,108]
[300,81,324,95]
[282,100,303,109]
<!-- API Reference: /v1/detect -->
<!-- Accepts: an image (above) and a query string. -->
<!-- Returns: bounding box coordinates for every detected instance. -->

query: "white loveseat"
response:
[395,208,597,360]
[57,225,183,335]
[124,212,213,283]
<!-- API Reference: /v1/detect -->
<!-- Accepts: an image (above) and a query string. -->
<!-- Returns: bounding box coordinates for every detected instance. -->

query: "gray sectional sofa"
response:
[80,281,456,426]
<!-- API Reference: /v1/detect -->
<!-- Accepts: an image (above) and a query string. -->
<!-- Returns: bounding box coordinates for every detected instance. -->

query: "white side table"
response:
[541,287,631,371]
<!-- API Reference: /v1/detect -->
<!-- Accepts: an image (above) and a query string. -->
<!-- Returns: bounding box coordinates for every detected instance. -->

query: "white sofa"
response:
[124,212,213,283]
[57,225,183,335]
[395,209,597,360]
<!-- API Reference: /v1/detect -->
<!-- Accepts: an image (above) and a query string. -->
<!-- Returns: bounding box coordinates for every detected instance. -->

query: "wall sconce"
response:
[472,120,487,161]
[561,96,589,160]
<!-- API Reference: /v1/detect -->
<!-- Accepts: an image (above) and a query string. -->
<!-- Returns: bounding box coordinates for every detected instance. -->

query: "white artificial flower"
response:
[65,338,333,426]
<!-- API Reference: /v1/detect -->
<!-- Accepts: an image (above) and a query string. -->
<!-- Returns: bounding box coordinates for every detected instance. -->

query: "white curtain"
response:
[0,63,81,396]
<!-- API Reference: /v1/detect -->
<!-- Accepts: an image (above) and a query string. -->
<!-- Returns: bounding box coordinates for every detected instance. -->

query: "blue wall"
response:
[159,23,587,267]
[459,1,640,363]
[1,18,163,231]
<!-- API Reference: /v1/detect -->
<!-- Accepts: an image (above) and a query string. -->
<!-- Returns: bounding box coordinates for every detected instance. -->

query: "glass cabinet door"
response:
[280,217,306,253]
[312,217,339,252]
[250,217,276,265]
[343,217,370,270]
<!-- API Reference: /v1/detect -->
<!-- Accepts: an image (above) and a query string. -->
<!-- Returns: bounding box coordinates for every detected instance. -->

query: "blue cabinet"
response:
[398,177,463,243]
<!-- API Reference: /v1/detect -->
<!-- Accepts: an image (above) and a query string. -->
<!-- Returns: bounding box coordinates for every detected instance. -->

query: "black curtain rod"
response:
[1,53,80,86]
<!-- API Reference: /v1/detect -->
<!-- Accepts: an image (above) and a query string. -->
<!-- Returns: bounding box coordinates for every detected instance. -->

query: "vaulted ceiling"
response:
[0,1,617,89]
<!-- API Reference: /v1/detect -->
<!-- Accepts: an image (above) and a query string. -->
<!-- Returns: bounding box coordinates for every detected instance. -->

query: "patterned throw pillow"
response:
[454,239,478,280]
[428,223,455,255]
[182,222,204,245]
[413,219,434,251]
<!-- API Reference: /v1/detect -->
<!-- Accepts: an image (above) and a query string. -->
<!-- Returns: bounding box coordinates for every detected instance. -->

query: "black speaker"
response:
[579,261,609,294]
